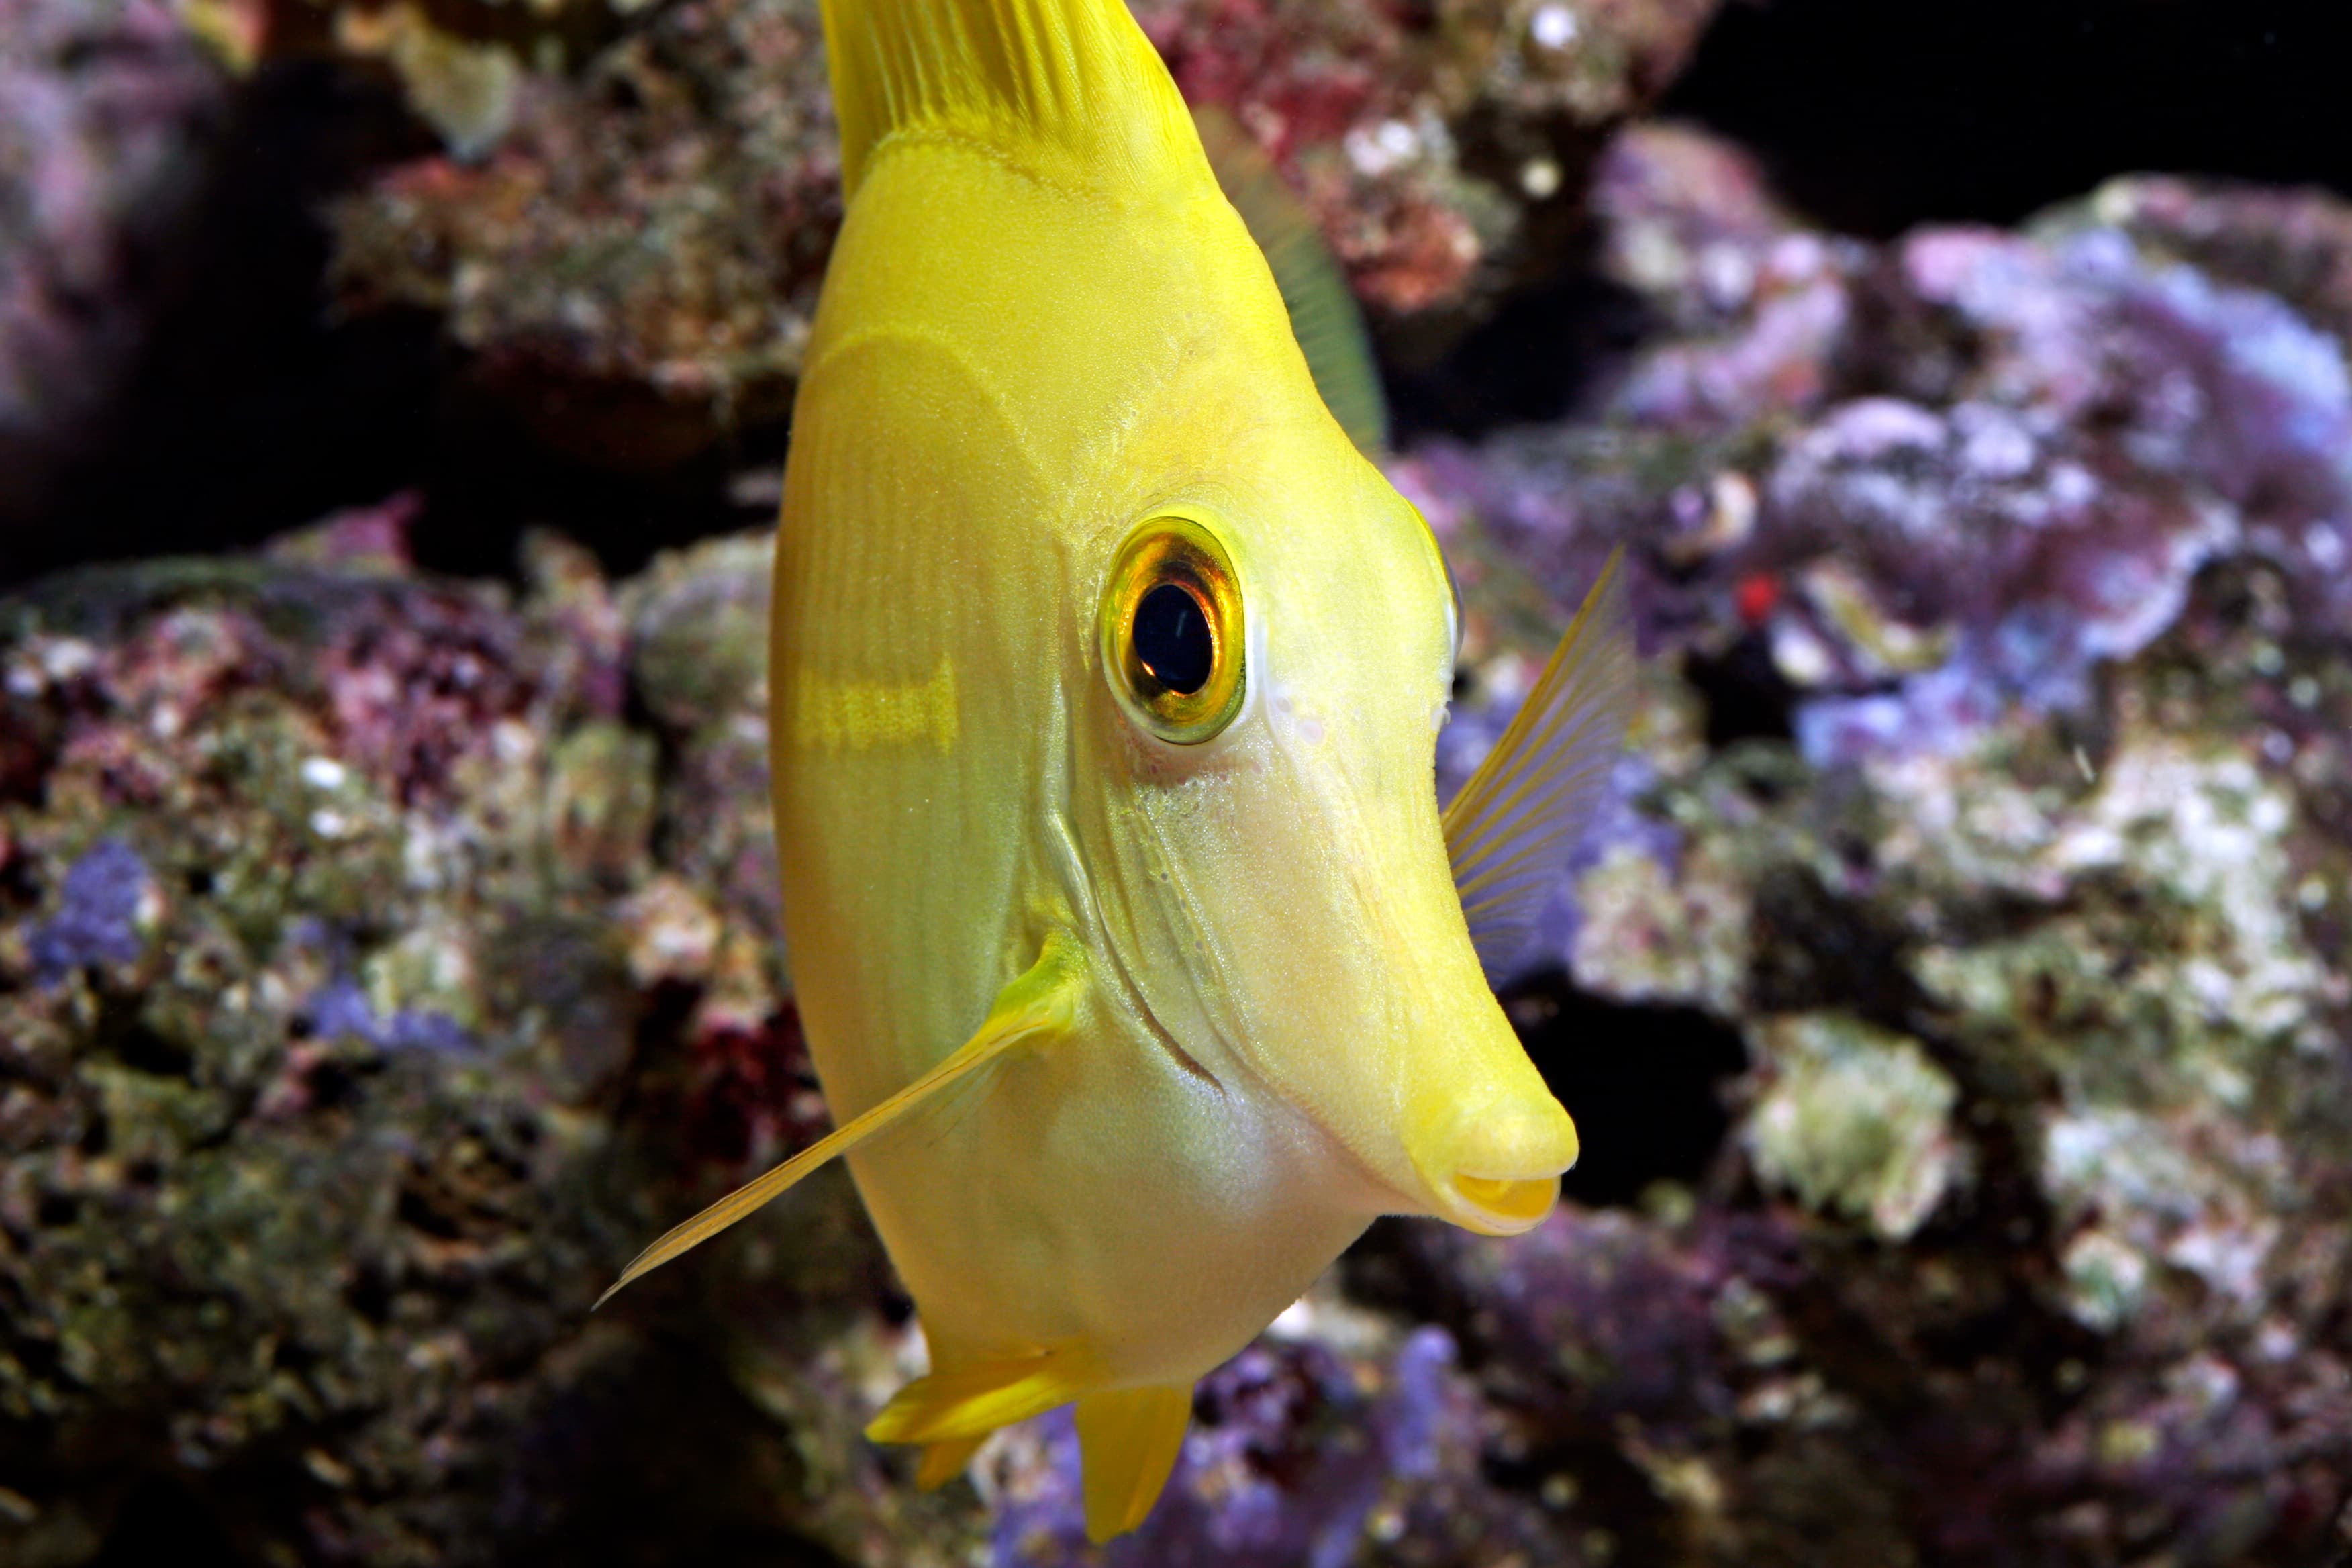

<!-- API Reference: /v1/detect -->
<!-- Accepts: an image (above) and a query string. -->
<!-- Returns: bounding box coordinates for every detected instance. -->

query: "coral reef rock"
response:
[0,518,930,1565]
[1386,121,2352,1567]
[322,0,1722,465]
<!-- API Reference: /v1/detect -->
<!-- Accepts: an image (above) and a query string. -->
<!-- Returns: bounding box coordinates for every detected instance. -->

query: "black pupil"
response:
[1134,583,1214,695]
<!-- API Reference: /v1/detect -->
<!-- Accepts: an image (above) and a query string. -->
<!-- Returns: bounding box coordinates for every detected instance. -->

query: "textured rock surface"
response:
[0,516,933,1565]
[322,0,1721,464]
[325,0,842,468]
[1375,124,2352,1567]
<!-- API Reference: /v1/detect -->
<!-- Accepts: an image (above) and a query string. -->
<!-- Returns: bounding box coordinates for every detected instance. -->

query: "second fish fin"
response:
[1442,548,1634,978]
[1195,103,1389,457]
[865,1346,1101,1447]
[1075,1383,1193,1542]
[595,930,1091,1308]
[914,1435,986,1491]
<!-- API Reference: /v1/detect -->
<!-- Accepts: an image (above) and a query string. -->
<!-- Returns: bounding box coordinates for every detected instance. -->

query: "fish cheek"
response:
[1218,685,1516,1198]
[1170,744,1404,1135]
[1085,633,1399,1156]
[1084,738,1253,1068]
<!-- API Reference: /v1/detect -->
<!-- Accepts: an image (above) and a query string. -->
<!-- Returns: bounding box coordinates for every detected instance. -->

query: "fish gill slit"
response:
[1100,933,1221,1091]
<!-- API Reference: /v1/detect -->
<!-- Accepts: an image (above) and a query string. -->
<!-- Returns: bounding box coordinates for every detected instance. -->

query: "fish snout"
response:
[1410,1093,1579,1236]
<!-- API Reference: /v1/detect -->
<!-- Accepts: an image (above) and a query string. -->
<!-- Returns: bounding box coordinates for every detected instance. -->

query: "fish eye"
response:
[1134,584,1213,694]
[1100,515,1246,745]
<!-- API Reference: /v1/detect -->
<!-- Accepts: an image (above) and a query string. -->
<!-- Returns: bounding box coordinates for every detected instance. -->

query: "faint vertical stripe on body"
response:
[795,658,960,751]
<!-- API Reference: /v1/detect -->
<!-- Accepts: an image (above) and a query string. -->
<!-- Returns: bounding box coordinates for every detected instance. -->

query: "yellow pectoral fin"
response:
[866,1348,1100,1447]
[914,1435,985,1491]
[594,930,1091,1308]
[1075,1385,1193,1543]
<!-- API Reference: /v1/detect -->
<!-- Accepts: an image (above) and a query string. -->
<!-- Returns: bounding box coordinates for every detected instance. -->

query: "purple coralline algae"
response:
[28,838,156,982]
[1416,125,2352,774]
[300,977,475,1057]
[985,1320,1521,1568]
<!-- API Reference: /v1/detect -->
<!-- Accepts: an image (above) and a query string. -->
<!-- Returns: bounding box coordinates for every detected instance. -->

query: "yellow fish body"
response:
[603,0,1632,1540]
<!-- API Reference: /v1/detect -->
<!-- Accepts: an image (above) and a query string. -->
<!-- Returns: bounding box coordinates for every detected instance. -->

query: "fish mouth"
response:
[1411,1098,1578,1236]
[1446,1173,1562,1234]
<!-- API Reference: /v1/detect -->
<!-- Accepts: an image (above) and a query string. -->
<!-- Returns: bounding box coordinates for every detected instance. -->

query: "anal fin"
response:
[914,1435,985,1491]
[595,930,1090,1308]
[1075,1384,1192,1542]
[865,1348,1099,1447]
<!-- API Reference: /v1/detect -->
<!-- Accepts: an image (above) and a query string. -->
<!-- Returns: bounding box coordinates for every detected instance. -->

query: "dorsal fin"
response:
[820,0,1197,197]
[1195,105,1390,455]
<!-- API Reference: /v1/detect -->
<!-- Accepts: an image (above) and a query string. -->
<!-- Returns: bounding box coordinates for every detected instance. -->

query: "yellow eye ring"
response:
[1099,514,1246,746]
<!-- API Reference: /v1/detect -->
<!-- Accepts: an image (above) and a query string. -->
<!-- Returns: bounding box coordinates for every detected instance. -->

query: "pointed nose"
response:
[1413,1094,1579,1236]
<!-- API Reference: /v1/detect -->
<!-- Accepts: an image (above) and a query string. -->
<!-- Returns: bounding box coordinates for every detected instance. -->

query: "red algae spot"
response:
[681,1003,832,1172]
[1734,571,1781,626]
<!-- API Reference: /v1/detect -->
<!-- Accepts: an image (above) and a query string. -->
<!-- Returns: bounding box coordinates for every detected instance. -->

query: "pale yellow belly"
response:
[836,1012,1379,1388]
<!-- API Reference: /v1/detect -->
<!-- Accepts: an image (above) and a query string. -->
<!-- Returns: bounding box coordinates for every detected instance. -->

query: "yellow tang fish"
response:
[599,0,1631,1540]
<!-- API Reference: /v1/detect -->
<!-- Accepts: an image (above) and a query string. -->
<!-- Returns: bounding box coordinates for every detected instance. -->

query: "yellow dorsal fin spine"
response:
[821,0,1197,197]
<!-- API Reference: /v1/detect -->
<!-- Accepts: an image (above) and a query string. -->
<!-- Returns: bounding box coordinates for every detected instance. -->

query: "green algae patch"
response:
[1745,1013,1961,1242]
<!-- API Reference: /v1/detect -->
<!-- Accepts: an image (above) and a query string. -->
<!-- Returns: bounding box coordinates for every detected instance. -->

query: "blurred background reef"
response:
[4,0,2352,1564]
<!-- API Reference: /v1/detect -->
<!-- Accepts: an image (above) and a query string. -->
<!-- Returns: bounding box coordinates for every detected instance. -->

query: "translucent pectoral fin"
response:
[1075,1384,1193,1542]
[1442,548,1634,979]
[594,930,1090,1308]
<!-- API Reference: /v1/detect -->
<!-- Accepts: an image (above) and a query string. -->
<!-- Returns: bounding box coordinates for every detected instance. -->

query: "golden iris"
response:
[1101,514,1246,745]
